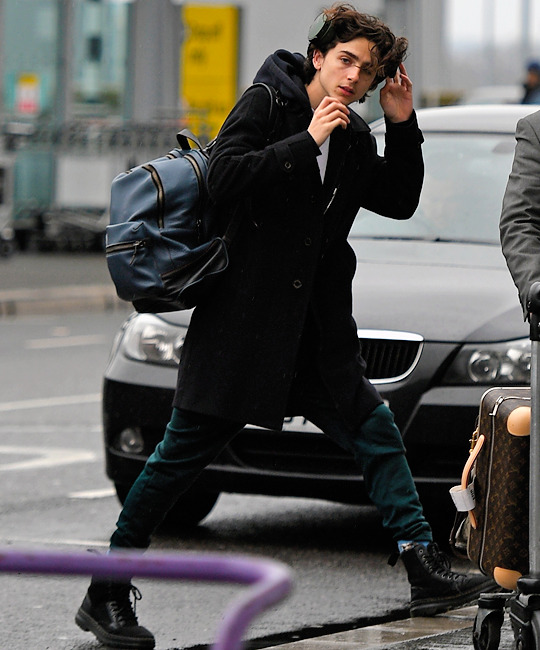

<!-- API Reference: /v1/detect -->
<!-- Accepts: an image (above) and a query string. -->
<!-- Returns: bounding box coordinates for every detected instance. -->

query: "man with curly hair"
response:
[75,5,493,648]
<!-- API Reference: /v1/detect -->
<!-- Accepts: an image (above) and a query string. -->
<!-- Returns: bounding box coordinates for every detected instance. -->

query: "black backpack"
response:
[106,83,280,313]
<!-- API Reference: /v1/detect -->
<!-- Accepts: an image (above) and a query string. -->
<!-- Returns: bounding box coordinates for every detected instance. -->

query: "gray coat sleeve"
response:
[500,110,540,318]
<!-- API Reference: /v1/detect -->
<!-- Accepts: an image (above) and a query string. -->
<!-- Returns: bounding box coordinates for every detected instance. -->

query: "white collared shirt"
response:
[316,136,330,182]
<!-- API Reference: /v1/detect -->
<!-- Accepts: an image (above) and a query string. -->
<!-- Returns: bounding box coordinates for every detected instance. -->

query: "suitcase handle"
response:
[463,433,485,529]
[449,432,485,529]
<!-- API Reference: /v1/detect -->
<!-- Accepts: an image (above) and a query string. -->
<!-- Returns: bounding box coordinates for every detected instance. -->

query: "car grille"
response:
[219,331,425,475]
[358,330,423,383]
[221,429,357,476]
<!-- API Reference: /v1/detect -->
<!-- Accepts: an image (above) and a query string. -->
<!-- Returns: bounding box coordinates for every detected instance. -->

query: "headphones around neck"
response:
[308,12,336,47]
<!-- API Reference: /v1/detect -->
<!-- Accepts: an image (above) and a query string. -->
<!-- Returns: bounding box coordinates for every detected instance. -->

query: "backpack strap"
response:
[245,82,283,143]
[176,129,203,151]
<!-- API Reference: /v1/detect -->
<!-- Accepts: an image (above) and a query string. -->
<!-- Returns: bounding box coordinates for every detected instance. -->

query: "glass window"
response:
[72,0,129,118]
[351,133,517,245]
[2,0,58,119]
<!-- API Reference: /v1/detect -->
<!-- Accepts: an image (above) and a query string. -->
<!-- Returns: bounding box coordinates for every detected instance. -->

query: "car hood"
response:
[160,239,528,344]
[351,238,527,343]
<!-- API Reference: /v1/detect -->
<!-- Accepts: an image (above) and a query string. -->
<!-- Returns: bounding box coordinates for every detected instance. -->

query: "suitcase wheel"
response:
[510,592,540,649]
[473,598,506,650]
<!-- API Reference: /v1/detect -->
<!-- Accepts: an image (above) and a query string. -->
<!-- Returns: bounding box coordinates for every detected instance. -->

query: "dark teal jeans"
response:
[110,402,432,549]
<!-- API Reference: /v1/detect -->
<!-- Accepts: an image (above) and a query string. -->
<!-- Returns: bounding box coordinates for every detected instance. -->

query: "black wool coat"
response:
[174,52,424,430]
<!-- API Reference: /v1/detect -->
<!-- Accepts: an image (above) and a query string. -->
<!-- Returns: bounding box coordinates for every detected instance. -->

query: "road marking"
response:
[25,334,107,349]
[0,445,96,471]
[0,536,109,548]
[69,488,115,499]
[0,424,101,434]
[0,393,101,412]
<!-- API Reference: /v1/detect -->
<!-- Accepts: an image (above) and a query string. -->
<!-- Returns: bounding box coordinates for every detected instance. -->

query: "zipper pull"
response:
[324,187,338,214]
[129,241,144,265]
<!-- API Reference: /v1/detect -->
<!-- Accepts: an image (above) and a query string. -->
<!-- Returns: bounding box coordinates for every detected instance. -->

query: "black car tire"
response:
[114,482,220,531]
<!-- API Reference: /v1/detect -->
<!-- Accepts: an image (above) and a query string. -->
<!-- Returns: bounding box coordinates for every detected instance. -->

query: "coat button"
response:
[284,161,292,170]
[293,279,302,289]
[304,237,312,246]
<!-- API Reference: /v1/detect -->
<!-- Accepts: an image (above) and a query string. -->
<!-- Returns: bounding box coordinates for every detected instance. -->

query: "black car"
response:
[102,104,533,529]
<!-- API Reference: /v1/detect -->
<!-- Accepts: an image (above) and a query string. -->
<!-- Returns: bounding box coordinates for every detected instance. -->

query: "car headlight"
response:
[444,338,531,385]
[121,313,186,367]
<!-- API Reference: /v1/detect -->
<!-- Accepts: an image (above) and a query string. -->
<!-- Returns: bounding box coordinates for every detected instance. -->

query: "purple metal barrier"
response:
[0,548,293,650]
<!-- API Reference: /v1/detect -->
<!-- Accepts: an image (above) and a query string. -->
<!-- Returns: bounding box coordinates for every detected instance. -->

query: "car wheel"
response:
[114,482,220,531]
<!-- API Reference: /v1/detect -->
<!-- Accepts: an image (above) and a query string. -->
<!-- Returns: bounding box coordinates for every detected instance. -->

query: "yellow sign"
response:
[180,5,239,140]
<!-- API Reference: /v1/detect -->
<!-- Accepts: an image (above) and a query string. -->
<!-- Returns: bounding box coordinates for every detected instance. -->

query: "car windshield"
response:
[351,133,517,244]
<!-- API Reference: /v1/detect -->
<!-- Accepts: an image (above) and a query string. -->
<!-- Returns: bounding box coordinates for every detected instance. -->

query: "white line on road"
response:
[0,536,109,548]
[69,488,115,499]
[24,334,108,349]
[0,445,96,471]
[0,424,101,434]
[0,393,101,412]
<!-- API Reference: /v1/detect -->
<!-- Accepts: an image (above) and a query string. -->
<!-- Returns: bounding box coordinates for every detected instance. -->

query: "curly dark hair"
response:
[304,3,408,99]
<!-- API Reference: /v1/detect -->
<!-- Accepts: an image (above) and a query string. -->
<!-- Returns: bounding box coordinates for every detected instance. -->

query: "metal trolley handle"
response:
[0,548,293,650]
[527,281,540,576]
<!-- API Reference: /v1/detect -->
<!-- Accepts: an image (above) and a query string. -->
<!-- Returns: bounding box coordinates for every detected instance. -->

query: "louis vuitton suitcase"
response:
[462,282,540,650]
[451,386,531,591]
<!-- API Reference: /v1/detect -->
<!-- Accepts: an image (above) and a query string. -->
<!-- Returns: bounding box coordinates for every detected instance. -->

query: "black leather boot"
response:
[75,577,155,649]
[400,542,496,617]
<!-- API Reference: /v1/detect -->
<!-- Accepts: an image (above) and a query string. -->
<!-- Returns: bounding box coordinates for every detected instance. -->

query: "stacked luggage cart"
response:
[3,118,192,252]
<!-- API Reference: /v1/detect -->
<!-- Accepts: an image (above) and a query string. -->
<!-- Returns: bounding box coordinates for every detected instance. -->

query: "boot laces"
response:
[108,585,142,626]
[423,543,456,579]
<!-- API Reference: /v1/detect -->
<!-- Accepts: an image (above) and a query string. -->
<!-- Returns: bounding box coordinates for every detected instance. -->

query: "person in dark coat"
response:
[522,61,540,105]
[75,5,494,648]
[500,108,540,312]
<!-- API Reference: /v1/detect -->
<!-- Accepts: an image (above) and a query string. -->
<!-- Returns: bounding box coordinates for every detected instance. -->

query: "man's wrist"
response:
[385,111,415,126]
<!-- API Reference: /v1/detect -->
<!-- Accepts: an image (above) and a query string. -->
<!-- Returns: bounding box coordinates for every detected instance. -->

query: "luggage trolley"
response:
[473,281,540,649]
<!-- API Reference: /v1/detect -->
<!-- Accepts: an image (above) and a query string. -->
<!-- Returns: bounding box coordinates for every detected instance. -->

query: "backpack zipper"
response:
[142,163,165,228]
[106,240,147,265]
[184,152,205,190]
[184,152,207,242]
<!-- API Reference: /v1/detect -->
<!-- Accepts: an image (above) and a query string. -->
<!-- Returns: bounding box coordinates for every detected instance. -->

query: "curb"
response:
[0,284,129,317]
[262,606,478,649]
